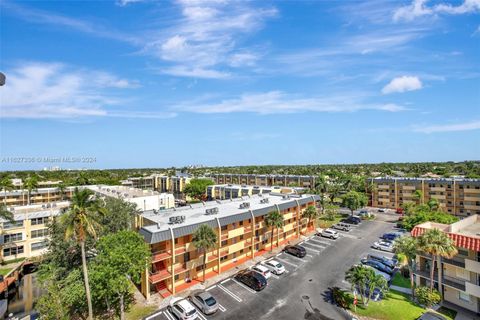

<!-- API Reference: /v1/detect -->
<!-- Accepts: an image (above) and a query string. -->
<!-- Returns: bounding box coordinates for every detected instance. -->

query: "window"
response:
[31,217,48,225]
[239,235,244,240]
[221,240,228,247]
[221,225,228,231]
[2,220,24,229]
[3,246,24,257]
[457,248,468,257]
[31,241,48,251]
[239,221,243,226]
[3,233,22,243]
[31,228,49,238]
[459,291,470,302]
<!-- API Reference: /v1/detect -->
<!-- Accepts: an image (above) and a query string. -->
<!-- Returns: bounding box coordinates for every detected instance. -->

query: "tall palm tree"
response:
[418,228,457,292]
[394,236,418,297]
[57,182,66,201]
[192,224,217,283]
[0,176,14,205]
[365,272,388,306]
[264,211,284,252]
[24,175,39,205]
[427,199,440,211]
[345,265,369,304]
[62,188,105,320]
[0,204,14,264]
[302,205,318,231]
[413,190,424,204]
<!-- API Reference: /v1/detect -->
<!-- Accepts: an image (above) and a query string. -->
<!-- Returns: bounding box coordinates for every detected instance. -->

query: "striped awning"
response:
[411,226,480,252]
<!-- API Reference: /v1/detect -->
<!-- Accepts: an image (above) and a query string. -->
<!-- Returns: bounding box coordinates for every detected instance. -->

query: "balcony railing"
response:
[149,269,171,283]
[152,249,172,263]
[442,257,466,268]
[443,275,466,291]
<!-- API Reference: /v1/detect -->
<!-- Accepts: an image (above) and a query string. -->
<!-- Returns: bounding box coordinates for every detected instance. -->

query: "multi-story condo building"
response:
[137,193,319,299]
[87,185,175,211]
[210,174,316,188]
[206,184,305,200]
[0,202,70,262]
[412,215,480,314]
[369,177,480,217]
[121,173,192,196]
[1,186,76,207]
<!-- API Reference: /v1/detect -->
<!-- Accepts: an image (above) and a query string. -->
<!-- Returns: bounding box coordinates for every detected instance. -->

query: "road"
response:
[146,211,402,320]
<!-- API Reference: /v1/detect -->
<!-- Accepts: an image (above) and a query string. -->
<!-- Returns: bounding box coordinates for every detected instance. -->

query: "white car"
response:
[372,240,394,253]
[320,228,339,239]
[168,297,198,320]
[251,264,272,279]
[261,260,286,275]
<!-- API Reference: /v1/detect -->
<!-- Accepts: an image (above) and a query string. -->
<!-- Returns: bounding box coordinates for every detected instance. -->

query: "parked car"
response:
[364,265,391,282]
[319,228,339,239]
[381,232,401,241]
[234,270,267,291]
[251,264,272,279]
[332,223,352,231]
[372,240,395,253]
[168,297,198,320]
[361,259,394,275]
[377,208,387,212]
[341,216,361,225]
[366,254,397,269]
[359,209,368,214]
[261,259,286,275]
[417,311,448,320]
[189,291,219,315]
[284,245,307,258]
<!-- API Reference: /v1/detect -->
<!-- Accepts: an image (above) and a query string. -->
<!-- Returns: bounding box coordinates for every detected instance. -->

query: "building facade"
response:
[369,177,480,217]
[210,174,316,189]
[1,187,76,207]
[0,202,70,262]
[412,216,480,314]
[137,193,319,299]
[206,184,305,200]
[121,174,192,195]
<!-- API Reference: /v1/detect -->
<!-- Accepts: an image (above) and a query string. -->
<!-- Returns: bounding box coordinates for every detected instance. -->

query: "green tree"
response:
[402,210,459,231]
[264,210,284,252]
[413,190,424,204]
[345,265,369,305]
[323,203,339,221]
[24,174,39,205]
[426,198,440,211]
[63,188,106,320]
[91,231,151,320]
[302,205,318,230]
[57,182,67,201]
[192,224,217,283]
[394,236,418,297]
[0,203,13,222]
[415,286,441,307]
[0,176,14,204]
[184,178,214,200]
[98,197,138,236]
[418,228,457,292]
[75,172,91,186]
[365,272,388,306]
[342,191,368,215]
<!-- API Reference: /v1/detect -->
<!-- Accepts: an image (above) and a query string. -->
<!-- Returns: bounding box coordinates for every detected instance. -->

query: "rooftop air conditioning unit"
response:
[205,207,219,215]
[169,215,186,224]
[239,202,250,209]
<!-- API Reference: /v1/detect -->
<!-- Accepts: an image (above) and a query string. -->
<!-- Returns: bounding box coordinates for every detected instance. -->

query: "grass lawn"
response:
[349,290,425,320]
[0,268,12,276]
[391,273,411,289]
[316,214,345,228]
[126,304,157,320]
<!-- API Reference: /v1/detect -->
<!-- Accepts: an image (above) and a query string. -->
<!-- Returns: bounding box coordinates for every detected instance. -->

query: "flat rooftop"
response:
[87,185,163,199]
[371,176,480,183]
[414,215,480,239]
[140,193,319,243]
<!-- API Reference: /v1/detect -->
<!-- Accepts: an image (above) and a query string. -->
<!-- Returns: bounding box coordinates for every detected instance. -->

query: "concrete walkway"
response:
[390,285,411,294]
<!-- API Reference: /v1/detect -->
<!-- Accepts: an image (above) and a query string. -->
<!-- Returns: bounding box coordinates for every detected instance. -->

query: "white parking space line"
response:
[221,278,231,285]
[231,278,257,294]
[276,253,282,257]
[206,285,217,291]
[341,233,359,239]
[308,239,330,246]
[285,254,308,263]
[164,310,176,320]
[145,310,164,320]
[219,304,227,312]
[304,246,320,253]
[270,273,280,279]
[302,242,325,250]
[307,254,314,258]
[193,307,208,320]
[275,256,298,268]
[218,284,242,302]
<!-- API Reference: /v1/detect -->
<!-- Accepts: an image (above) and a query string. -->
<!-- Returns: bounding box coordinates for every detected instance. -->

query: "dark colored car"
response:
[234,270,267,291]
[382,233,401,241]
[284,245,307,258]
[367,254,397,269]
[342,216,361,225]
[361,259,394,275]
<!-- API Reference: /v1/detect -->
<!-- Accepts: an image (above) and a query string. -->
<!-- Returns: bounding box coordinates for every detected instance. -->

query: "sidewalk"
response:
[390,285,411,294]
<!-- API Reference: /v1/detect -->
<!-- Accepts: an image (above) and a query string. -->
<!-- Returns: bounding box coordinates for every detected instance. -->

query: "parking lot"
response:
[146,211,402,320]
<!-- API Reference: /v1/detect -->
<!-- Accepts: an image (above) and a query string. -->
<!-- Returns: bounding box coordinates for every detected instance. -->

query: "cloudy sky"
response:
[1,0,479,170]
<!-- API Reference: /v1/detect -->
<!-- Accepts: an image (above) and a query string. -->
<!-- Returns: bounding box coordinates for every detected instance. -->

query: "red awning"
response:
[411,226,480,252]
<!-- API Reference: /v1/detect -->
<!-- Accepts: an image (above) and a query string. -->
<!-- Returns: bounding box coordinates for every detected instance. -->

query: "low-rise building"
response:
[1,186,76,206]
[137,193,319,299]
[121,173,192,196]
[87,185,175,211]
[0,202,70,262]
[412,216,480,314]
[369,177,480,217]
[206,184,305,200]
[210,174,316,188]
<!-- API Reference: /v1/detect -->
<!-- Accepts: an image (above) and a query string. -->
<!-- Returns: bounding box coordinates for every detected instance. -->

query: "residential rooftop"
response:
[2,201,71,222]
[413,215,480,238]
[370,176,480,183]
[87,185,164,199]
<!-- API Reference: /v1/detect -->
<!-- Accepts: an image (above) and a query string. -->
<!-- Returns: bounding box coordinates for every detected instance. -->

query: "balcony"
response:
[465,282,480,298]
[220,248,229,257]
[149,269,171,283]
[244,226,252,233]
[443,275,466,291]
[442,257,466,268]
[175,246,187,255]
[221,234,228,241]
[174,264,188,274]
[465,259,480,273]
[152,250,172,263]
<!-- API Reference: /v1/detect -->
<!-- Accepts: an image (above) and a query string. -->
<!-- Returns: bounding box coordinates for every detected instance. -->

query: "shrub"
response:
[332,287,351,308]
[415,286,441,307]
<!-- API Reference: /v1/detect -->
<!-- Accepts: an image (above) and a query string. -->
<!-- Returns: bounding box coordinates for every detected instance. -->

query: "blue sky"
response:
[0,0,479,170]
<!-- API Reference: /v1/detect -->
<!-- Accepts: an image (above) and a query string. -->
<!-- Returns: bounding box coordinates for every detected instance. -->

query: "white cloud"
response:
[116,0,144,6]
[382,76,423,94]
[414,120,480,133]
[393,0,480,22]
[0,62,172,119]
[173,91,406,114]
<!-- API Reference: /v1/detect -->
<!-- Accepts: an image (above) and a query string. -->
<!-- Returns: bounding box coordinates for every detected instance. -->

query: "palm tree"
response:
[365,272,388,306]
[264,211,284,252]
[418,228,457,292]
[394,236,418,297]
[62,188,105,320]
[0,204,14,264]
[57,182,66,201]
[413,190,424,204]
[302,205,318,231]
[192,224,217,283]
[427,199,440,211]
[24,175,39,205]
[0,176,14,205]
[345,265,369,304]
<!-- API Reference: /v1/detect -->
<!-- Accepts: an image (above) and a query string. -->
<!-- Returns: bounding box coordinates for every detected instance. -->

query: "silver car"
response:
[189,291,219,315]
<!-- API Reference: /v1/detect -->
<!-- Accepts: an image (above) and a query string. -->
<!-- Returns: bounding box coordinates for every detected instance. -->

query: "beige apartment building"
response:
[206,184,305,200]
[210,174,316,189]
[137,193,319,299]
[121,174,192,196]
[412,215,480,314]
[0,202,70,262]
[369,177,480,217]
[1,186,76,207]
